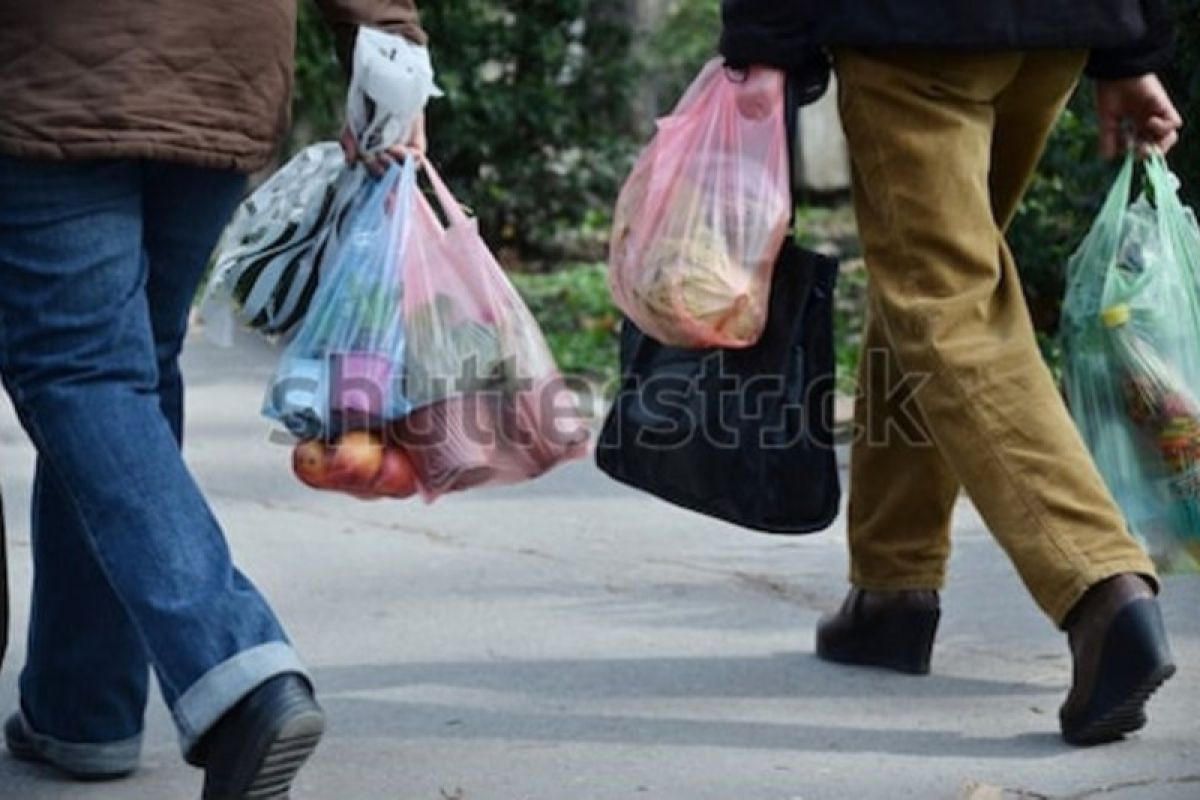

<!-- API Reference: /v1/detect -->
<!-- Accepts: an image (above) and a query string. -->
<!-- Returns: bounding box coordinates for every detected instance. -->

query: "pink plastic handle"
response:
[417,157,471,229]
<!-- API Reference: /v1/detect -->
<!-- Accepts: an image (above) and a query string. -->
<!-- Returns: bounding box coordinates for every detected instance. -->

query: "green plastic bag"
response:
[1061,152,1200,572]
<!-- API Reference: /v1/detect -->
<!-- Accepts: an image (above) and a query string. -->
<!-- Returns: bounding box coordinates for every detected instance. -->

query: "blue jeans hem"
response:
[173,641,309,756]
[13,711,142,775]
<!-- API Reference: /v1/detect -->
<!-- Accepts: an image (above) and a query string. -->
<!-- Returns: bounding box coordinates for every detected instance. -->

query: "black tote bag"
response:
[595,239,841,533]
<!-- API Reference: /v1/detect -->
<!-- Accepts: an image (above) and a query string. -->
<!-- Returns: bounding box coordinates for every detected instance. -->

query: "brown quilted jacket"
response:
[0,0,425,173]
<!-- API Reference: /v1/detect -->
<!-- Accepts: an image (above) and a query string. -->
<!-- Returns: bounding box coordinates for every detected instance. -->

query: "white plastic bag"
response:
[200,143,366,342]
[346,27,442,155]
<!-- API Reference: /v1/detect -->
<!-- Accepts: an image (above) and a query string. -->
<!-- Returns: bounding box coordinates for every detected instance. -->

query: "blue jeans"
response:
[0,157,309,766]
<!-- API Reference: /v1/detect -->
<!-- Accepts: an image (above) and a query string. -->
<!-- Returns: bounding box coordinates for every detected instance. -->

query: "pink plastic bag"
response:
[610,60,791,349]
[391,160,590,501]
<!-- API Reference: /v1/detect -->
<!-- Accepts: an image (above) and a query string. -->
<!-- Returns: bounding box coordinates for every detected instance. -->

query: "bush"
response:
[1162,0,1200,208]
[289,3,345,152]
[418,3,640,263]
[508,263,620,382]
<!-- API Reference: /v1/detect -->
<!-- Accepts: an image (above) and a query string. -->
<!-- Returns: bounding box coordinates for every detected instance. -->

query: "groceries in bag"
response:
[1101,303,1200,560]
[1061,152,1200,571]
[265,158,588,502]
[387,159,589,499]
[609,60,790,349]
[264,159,418,440]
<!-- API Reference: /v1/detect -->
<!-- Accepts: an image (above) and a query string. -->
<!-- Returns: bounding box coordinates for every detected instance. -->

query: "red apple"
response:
[371,446,420,498]
[328,430,385,491]
[292,439,332,489]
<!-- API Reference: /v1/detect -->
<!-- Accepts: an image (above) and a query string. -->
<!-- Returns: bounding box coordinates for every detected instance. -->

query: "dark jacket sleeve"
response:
[313,0,427,73]
[1085,0,1174,79]
[719,0,830,104]
[720,0,816,71]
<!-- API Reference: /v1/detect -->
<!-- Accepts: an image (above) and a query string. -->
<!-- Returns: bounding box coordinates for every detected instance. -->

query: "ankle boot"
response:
[1060,574,1175,746]
[816,587,940,675]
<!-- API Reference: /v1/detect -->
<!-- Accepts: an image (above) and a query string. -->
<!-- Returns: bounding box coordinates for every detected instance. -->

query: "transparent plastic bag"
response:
[262,159,418,439]
[389,160,589,500]
[200,142,366,341]
[609,60,791,349]
[1062,153,1200,571]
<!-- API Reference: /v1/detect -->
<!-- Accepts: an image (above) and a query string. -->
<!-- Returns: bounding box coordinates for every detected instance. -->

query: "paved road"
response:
[0,332,1197,800]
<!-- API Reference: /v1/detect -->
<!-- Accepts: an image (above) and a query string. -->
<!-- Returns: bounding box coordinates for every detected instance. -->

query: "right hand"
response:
[339,114,428,177]
[1094,74,1183,159]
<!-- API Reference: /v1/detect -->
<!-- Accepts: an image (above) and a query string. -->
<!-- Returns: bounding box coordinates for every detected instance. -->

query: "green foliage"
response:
[1162,0,1200,208]
[420,2,639,261]
[1008,90,1112,339]
[645,0,721,115]
[291,2,641,262]
[290,3,345,150]
[509,263,620,382]
[833,264,867,394]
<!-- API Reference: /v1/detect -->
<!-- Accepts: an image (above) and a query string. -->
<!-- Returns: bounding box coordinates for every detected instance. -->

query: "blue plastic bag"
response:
[263,159,418,438]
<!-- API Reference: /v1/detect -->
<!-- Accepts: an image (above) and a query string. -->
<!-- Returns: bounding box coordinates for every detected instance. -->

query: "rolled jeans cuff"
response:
[173,641,310,757]
[15,711,142,775]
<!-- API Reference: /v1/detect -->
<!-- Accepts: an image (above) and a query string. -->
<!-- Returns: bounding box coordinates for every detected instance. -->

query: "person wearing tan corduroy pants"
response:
[812,48,1182,745]
[834,49,1157,625]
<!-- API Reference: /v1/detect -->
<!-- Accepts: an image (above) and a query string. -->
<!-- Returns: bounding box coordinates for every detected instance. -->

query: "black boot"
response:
[190,673,325,800]
[815,587,940,675]
[1060,574,1175,746]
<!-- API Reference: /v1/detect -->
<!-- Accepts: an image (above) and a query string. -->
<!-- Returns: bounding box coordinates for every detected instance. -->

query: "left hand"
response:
[1094,75,1183,159]
[340,113,428,176]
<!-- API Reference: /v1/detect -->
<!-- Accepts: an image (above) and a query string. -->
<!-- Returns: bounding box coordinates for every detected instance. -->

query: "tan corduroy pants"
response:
[834,48,1156,625]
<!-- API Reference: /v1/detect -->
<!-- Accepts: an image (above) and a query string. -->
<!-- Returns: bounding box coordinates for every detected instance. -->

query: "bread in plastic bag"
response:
[609,60,790,349]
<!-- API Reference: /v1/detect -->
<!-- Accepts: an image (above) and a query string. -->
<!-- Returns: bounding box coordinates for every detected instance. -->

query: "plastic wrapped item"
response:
[347,27,442,155]
[609,60,790,349]
[1062,153,1200,571]
[263,159,419,439]
[388,160,589,500]
[597,241,840,533]
[200,143,366,341]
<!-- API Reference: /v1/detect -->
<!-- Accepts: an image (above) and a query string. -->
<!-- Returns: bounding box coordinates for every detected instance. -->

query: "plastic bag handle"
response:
[1145,150,1189,226]
[1064,153,1136,301]
[416,157,471,230]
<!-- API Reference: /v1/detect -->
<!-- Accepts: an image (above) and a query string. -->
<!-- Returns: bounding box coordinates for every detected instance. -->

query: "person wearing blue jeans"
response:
[0,2,427,798]
[0,157,314,777]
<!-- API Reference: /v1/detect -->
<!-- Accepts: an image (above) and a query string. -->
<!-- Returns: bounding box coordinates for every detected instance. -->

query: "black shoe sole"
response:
[203,708,325,800]
[816,607,940,676]
[1062,599,1176,746]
